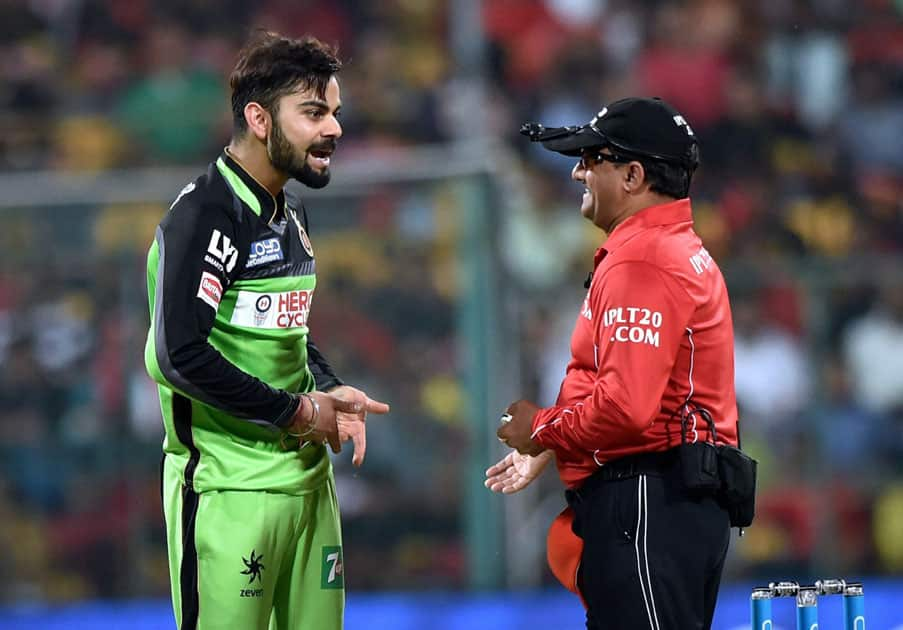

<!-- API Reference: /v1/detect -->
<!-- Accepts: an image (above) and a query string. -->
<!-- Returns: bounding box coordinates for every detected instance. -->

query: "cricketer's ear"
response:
[244,102,271,142]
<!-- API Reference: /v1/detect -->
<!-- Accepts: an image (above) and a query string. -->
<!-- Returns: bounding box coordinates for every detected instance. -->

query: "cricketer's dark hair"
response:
[612,143,699,199]
[229,31,342,135]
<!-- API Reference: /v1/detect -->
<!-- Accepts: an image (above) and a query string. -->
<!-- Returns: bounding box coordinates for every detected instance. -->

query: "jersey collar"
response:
[594,197,693,266]
[217,150,286,224]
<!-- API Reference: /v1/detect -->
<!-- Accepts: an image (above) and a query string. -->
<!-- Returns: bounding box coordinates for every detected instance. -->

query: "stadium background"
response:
[1,0,902,627]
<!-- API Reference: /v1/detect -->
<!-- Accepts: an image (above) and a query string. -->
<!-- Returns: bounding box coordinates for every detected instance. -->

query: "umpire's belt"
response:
[566,449,679,507]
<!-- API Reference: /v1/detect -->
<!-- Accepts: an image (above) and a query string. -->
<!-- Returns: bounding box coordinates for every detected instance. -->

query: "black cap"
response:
[521,97,699,170]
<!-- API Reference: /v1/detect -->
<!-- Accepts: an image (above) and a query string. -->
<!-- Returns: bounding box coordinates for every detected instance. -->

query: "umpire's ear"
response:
[623,161,646,193]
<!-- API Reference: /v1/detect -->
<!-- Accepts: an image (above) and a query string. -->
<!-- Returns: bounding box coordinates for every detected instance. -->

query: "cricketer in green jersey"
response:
[144,32,389,630]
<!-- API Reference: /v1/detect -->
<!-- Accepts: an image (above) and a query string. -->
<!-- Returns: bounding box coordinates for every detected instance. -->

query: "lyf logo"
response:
[208,229,238,273]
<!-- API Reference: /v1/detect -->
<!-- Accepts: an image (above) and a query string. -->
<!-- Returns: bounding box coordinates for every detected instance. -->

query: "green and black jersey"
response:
[145,151,342,495]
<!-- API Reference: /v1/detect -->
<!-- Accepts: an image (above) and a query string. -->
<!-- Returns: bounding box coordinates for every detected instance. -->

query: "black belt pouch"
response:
[716,445,757,527]
[678,441,721,493]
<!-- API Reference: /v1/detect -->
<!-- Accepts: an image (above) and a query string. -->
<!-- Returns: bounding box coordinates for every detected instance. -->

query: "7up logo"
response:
[321,546,344,589]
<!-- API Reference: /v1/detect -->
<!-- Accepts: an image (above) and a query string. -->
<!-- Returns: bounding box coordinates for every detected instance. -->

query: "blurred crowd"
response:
[1,0,902,602]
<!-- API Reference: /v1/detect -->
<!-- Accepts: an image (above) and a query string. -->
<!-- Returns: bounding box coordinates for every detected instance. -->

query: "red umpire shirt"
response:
[531,197,738,488]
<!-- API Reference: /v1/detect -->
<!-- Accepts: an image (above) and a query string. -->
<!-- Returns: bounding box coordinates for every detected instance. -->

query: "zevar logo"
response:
[241,550,265,584]
[321,546,344,589]
[208,229,238,273]
[238,549,265,598]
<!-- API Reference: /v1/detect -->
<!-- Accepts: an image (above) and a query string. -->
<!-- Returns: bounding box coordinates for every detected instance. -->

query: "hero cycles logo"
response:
[231,289,313,329]
[257,290,312,328]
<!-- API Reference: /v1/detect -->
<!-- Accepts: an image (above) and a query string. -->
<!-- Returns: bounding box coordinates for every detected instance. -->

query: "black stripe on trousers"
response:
[179,485,200,629]
[173,394,200,490]
[173,394,201,629]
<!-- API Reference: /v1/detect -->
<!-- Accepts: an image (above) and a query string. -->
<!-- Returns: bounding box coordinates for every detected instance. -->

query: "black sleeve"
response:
[149,196,298,428]
[307,338,344,391]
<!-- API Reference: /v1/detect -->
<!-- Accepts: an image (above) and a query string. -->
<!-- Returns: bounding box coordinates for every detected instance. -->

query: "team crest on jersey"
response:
[298,225,314,257]
[288,208,314,257]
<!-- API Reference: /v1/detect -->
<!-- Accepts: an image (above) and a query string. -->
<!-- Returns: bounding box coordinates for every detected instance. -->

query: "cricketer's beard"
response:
[267,121,333,189]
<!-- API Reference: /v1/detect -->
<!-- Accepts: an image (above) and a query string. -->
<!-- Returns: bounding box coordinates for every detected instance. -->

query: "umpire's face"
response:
[572,148,621,231]
[571,148,652,233]
[268,76,343,189]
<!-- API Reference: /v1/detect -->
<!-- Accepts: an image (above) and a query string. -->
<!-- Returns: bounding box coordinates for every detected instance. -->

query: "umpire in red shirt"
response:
[492,97,739,629]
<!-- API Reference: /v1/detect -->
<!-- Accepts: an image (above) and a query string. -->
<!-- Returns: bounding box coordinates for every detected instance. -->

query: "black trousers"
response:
[567,451,730,630]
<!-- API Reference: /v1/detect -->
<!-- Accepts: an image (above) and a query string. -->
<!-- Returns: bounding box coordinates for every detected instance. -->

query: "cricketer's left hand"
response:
[496,399,544,456]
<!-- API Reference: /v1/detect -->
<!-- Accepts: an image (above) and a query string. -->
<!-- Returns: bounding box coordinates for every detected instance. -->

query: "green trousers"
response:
[162,457,344,629]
